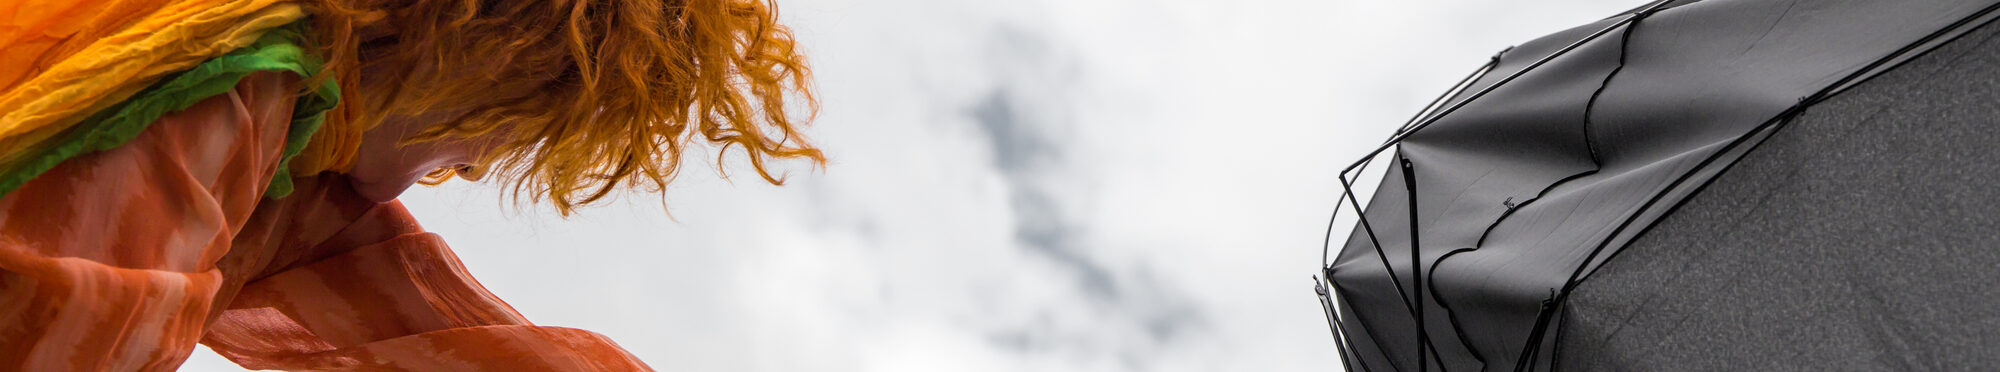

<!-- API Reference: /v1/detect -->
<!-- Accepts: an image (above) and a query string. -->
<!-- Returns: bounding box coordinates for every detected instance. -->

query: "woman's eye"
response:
[456,164,487,181]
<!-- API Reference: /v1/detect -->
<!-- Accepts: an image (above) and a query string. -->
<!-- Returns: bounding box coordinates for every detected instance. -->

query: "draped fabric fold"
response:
[0,0,359,198]
[0,0,307,163]
[206,232,649,371]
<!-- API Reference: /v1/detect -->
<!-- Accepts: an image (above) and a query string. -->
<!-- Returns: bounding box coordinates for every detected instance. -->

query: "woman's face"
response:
[345,110,499,203]
[341,49,516,203]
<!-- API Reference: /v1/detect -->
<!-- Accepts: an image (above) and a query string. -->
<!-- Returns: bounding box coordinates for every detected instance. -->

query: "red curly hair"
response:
[296,0,822,214]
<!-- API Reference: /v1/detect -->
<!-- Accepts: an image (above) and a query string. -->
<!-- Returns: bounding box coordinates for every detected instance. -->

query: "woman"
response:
[0,0,821,370]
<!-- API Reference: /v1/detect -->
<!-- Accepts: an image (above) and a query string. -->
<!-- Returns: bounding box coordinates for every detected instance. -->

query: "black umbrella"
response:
[1315,0,2000,370]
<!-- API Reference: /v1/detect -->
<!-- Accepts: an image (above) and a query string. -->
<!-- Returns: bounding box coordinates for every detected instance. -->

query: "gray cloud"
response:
[960,26,1212,371]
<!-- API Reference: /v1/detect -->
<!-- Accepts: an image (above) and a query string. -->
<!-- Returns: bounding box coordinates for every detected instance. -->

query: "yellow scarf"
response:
[0,0,353,177]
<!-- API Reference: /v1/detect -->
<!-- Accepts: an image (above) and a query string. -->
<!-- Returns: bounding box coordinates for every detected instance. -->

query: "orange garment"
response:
[0,72,651,371]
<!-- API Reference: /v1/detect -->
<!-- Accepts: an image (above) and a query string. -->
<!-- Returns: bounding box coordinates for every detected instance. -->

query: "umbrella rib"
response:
[1330,282,1383,372]
[1395,54,1507,140]
[1338,168,1459,368]
[1322,54,1501,270]
[1402,158,1434,372]
[1316,276,1361,372]
[1328,164,1451,371]
[1338,176,1416,313]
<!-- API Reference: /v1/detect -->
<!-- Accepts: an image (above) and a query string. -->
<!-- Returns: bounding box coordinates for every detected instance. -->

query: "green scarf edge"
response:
[0,21,340,199]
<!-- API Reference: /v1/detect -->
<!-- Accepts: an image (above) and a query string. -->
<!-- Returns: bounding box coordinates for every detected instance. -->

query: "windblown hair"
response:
[303,0,822,214]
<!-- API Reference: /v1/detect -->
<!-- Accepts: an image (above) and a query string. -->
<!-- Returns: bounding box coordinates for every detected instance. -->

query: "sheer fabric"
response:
[0,71,650,371]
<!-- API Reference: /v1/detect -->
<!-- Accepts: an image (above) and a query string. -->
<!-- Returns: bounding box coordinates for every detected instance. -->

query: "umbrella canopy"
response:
[1318,0,2000,370]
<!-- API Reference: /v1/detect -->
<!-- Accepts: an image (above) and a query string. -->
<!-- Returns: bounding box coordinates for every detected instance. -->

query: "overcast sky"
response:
[185,0,1641,370]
